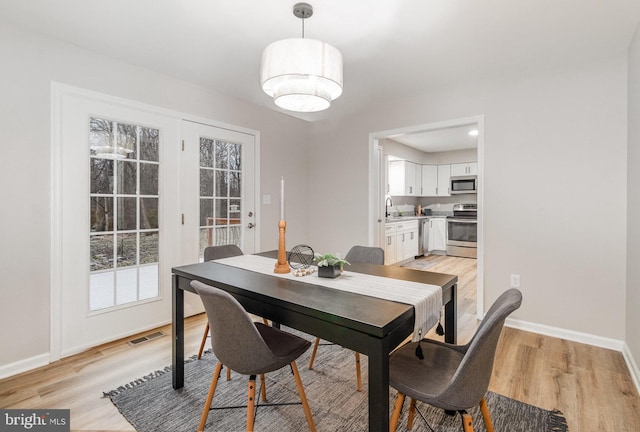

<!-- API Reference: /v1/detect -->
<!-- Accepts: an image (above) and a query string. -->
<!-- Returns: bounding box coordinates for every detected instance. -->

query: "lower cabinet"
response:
[398,220,419,262]
[427,217,447,252]
[383,223,397,265]
[384,220,419,265]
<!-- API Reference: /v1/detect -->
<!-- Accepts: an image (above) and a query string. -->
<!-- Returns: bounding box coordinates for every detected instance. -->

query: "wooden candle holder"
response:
[274,219,291,274]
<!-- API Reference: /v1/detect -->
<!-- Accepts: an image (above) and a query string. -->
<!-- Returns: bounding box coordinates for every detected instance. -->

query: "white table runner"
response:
[214,254,442,342]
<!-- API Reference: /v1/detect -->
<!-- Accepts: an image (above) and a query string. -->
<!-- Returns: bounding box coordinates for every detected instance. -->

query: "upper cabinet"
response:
[389,160,419,196]
[450,162,478,177]
[421,165,438,196]
[437,164,451,196]
[389,160,475,197]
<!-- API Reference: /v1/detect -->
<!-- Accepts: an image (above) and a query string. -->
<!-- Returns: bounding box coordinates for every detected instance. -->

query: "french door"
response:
[180,120,257,265]
[52,87,258,359]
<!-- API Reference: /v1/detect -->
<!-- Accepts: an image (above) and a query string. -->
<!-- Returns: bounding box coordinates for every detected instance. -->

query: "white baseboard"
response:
[505,317,625,351]
[622,343,640,397]
[0,353,50,380]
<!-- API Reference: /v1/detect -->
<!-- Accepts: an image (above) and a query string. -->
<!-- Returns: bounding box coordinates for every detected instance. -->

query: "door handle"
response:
[247,222,255,229]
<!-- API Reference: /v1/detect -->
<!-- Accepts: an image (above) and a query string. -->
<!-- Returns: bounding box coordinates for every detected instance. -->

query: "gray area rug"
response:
[105,332,568,432]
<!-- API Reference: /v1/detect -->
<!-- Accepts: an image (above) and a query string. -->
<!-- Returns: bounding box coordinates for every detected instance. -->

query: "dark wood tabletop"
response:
[171,250,458,432]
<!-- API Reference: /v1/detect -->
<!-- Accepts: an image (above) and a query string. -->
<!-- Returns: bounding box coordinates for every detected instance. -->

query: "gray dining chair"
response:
[308,245,385,392]
[198,244,244,360]
[388,288,522,432]
[191,280,316,432]
[344,245,385,265]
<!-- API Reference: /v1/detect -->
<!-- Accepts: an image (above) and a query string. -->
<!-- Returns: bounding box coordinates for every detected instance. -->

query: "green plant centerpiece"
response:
[314,253,350,278]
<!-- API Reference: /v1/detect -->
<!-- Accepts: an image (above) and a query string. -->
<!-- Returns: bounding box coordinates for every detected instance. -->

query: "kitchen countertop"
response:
[385,215,448,223]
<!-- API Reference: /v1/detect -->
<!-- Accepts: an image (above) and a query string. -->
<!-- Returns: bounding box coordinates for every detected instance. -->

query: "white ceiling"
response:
[1,0,639,127]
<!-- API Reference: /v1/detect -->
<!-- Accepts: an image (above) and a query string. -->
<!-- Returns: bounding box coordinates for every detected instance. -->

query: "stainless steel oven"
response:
[446,203,477,258]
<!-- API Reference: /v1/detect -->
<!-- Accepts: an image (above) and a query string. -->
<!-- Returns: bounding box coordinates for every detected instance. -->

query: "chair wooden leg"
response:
[354,352,363,392]
[390,393,405,432]
[479,397,494,432]
[290,361,316,432]
[308,337,321,369]
[460,411,474,432]
[246,376,257,432]
[197,323,210,359]
[260,373,267,401]
[407,398,417,430]
[198,362,222,432]
[226,366,232,381]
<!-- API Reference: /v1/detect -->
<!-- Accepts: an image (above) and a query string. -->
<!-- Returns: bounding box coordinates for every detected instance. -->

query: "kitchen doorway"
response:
[368,115,485,320]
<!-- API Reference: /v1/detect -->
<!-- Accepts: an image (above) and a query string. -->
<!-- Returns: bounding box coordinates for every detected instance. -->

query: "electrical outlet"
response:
[510,274,521,288]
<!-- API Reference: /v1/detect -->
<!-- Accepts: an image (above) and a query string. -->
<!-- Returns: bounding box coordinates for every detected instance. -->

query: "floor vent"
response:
[127,331,166,347]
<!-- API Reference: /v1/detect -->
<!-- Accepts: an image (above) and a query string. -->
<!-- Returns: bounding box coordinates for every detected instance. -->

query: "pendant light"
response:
[260,3,343,113]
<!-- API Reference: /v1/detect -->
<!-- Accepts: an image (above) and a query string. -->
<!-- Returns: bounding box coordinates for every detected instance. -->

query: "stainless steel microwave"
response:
[450,176,477,194]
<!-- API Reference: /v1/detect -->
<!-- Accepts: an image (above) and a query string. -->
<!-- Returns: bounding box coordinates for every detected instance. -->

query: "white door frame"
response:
[368,115,485,319]
[50,83,260,361]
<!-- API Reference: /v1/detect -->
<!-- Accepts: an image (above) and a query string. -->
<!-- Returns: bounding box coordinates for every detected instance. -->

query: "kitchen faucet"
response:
[385,197,393,217]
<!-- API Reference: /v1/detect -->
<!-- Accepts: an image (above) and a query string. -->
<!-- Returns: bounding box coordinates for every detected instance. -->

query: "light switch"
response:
[263,194,272,205]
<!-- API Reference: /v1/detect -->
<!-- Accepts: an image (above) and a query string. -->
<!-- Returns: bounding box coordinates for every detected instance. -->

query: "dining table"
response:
[171,250,458,432]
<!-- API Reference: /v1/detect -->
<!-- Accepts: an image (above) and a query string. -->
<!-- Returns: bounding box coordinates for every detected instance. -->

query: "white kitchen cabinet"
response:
[383,223,397,265]
[389,160,418,196]
[384,220,419,264]
[427,217,447,252]
[450,162,478,176]
[388,161,402,195]
[437,164,451,197]
[397,220,419,261]
[420,165,438,196]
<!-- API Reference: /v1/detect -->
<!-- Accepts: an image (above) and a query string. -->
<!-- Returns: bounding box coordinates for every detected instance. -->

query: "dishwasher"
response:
[418,218,429,256]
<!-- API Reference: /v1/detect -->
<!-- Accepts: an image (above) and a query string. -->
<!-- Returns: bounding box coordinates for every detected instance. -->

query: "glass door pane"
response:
[89,117,160,311]
[199,138,242,259]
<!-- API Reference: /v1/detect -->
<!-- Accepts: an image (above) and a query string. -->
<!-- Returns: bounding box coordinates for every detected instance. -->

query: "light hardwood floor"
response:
[1,256,639,431]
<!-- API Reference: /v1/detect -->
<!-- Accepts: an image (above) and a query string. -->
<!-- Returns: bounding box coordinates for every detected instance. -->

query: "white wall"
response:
[0,23,310,371]
[427,149,477,165]
[308,55,628,342]
[626,24,640,382]
[382,138,430,163]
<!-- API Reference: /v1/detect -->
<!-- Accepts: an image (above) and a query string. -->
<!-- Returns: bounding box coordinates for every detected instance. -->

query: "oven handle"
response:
[447,218,477,224]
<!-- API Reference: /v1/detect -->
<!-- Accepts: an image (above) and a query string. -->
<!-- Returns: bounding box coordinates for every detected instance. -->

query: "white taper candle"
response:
[280,177,285,220]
